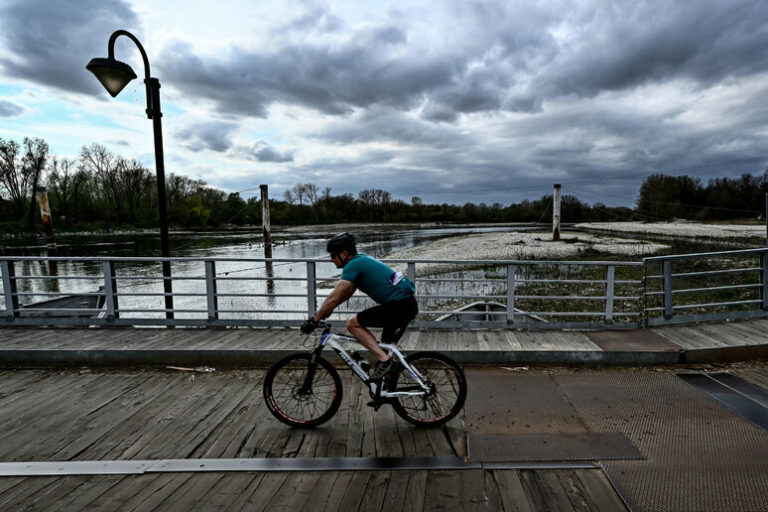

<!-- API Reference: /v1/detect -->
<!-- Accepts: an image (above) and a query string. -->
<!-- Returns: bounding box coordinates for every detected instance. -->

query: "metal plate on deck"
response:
[465,369,586,434]
[585,329,681,351]
[468,432,642,462]
[556,372,768,512]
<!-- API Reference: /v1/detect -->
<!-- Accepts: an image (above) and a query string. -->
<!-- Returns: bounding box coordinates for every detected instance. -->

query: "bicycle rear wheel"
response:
[390,351,467,426]
[263,353,342,427]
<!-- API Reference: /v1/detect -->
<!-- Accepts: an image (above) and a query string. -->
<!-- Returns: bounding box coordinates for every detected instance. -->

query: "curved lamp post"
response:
[87,30,174,320]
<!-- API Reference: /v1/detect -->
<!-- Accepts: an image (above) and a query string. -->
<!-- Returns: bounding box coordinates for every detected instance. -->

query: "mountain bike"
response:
[263,322,467,428]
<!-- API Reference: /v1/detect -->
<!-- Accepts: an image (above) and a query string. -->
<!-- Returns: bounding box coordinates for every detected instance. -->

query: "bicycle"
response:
[263,321,467,428]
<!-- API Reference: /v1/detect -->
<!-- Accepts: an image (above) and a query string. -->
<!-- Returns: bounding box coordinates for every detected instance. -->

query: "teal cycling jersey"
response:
[340,254,415,304]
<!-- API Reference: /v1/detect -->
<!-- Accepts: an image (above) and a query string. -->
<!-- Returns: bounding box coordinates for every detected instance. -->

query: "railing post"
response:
[604,265,615,324]
[307,261,317,318]
[506,264,516,324]
[407,262,416,283]
[102,261,119,321]
[762,252,768,311]
[662,259,673,320]
[205,260,219,321]
[1,260,19,320]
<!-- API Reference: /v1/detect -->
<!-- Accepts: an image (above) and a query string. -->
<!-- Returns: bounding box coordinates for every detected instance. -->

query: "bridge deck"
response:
[1,318,765,367]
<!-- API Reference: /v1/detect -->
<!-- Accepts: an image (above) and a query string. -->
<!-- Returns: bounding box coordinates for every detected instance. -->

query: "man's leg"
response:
[347,314,390,362]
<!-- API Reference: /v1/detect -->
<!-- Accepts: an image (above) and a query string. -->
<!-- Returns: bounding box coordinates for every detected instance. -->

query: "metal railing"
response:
[2,249,766,329]
[644,248,768,326]
[1,256,642,329]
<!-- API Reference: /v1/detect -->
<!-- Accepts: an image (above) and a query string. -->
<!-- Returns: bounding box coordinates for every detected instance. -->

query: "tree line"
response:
[1,136,766,233]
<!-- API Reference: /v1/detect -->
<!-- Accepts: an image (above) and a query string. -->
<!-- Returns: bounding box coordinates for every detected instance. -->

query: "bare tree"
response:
[359,188,392,220]
[304,182,320,220]
[117,158,153,223]
[47,157,78,221]
[0,137,26,216]
[291,183,307,205]
[283,189,295,205]
[80,143,121,221]
[23,137,49,229]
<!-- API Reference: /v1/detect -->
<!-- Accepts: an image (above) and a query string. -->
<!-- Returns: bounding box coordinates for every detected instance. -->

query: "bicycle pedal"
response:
[366,400,382,410]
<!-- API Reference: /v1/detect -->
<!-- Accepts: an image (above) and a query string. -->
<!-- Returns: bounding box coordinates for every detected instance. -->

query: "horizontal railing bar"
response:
[516,295,611,301]
[6,276,104,280]
[215,294,311,298]
[1,256,644,266]
[413,278,506,283]
[522,311,615,317]
[213,276,310,282]
[672,284,762,295]
[518,279,642,285]
[671,299,763,310]
[646,267,762,280]
[18,308,103,313]
[646,248,768,261]
[14,292,104,298]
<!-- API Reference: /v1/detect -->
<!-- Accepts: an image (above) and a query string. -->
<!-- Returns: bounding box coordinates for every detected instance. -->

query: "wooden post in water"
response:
[552,184,562,241]
[36,187,54,242]
[260,184,273,259]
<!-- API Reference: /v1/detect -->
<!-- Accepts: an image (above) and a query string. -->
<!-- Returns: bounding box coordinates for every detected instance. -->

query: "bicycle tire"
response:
[263,353,343,428]
[390,351,467,426]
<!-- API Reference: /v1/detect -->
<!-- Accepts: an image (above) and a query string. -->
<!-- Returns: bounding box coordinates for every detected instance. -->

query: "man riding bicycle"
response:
[300,233,418,380]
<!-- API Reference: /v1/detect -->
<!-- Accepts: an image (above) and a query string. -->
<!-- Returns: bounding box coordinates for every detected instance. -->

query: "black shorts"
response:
[357,296,418,344]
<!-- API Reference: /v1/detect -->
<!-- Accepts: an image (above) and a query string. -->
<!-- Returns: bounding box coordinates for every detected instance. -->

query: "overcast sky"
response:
[1,0,767,208]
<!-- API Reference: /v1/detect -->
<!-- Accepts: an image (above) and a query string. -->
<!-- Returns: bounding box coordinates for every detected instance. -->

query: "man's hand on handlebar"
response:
[300,318,319,334]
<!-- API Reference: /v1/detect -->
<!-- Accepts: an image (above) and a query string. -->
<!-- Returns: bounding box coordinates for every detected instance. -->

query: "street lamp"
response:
[87,29,174,320]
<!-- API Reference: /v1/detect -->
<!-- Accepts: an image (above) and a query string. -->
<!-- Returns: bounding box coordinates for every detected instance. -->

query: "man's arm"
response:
[313,279,356,322]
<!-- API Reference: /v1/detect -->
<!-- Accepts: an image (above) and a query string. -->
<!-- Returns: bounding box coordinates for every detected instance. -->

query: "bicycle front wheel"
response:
[391,351,467,426]
[263,353,342,428]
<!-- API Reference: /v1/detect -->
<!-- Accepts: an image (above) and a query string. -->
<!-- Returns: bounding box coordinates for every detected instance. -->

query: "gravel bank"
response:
[384,231,668,276]
[575,221,765,240]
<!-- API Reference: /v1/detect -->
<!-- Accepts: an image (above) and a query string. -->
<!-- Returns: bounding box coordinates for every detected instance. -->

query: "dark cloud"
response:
[246,140,294,163]
[536,1,768,98]
[0,0,141,95]
[156,0,768,124]
[176,121,239,152]
[0,99,24,117]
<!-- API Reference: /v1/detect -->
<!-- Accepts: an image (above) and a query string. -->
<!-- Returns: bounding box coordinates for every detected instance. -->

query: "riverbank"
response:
[384,230,669,276]
[575,221,765,241]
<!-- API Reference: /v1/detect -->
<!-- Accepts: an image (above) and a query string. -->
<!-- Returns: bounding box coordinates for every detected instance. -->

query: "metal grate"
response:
[556,372,768,512]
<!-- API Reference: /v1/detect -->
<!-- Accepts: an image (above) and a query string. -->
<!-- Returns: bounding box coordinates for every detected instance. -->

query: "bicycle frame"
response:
[314,328,431,399]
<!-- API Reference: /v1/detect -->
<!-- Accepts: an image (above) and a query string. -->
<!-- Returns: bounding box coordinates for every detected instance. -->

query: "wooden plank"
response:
[158,473,226,512]
[402,470,428,510]
[500,330,525,350]
[203,473,269,512]
[0,374,122,458]
[0,476,67,510]
[571,469,629,511]
[490,470,535,512]
[115,474,194,512]
[424,469,488,511]
[518,470,577,512]
[30,375,153,461]
[81,375,187,460]
[53,475,125,511]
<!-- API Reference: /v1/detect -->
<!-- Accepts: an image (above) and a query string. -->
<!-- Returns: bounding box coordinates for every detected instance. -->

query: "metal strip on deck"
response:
[0,456,597,476]
[678,373,768,431]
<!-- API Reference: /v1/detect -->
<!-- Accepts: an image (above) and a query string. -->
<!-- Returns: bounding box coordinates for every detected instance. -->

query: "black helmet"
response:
[327,232,357,254]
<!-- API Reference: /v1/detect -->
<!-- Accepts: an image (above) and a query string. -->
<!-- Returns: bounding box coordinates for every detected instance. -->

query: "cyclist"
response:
[300,233,418,379]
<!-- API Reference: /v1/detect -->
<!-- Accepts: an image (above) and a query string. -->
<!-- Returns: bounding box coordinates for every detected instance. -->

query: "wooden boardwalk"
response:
[0,368,628,511]
[0,318,768,353]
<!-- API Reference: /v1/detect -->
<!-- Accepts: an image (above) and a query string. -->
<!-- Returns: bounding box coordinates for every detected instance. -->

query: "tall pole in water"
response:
[553,184,562,241]
[260,184,273,259]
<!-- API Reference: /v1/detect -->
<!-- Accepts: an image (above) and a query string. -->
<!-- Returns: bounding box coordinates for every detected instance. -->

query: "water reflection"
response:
[1,226,525,316]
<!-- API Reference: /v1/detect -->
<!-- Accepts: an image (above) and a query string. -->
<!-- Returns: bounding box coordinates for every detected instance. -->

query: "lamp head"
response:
[86,57,137,97]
